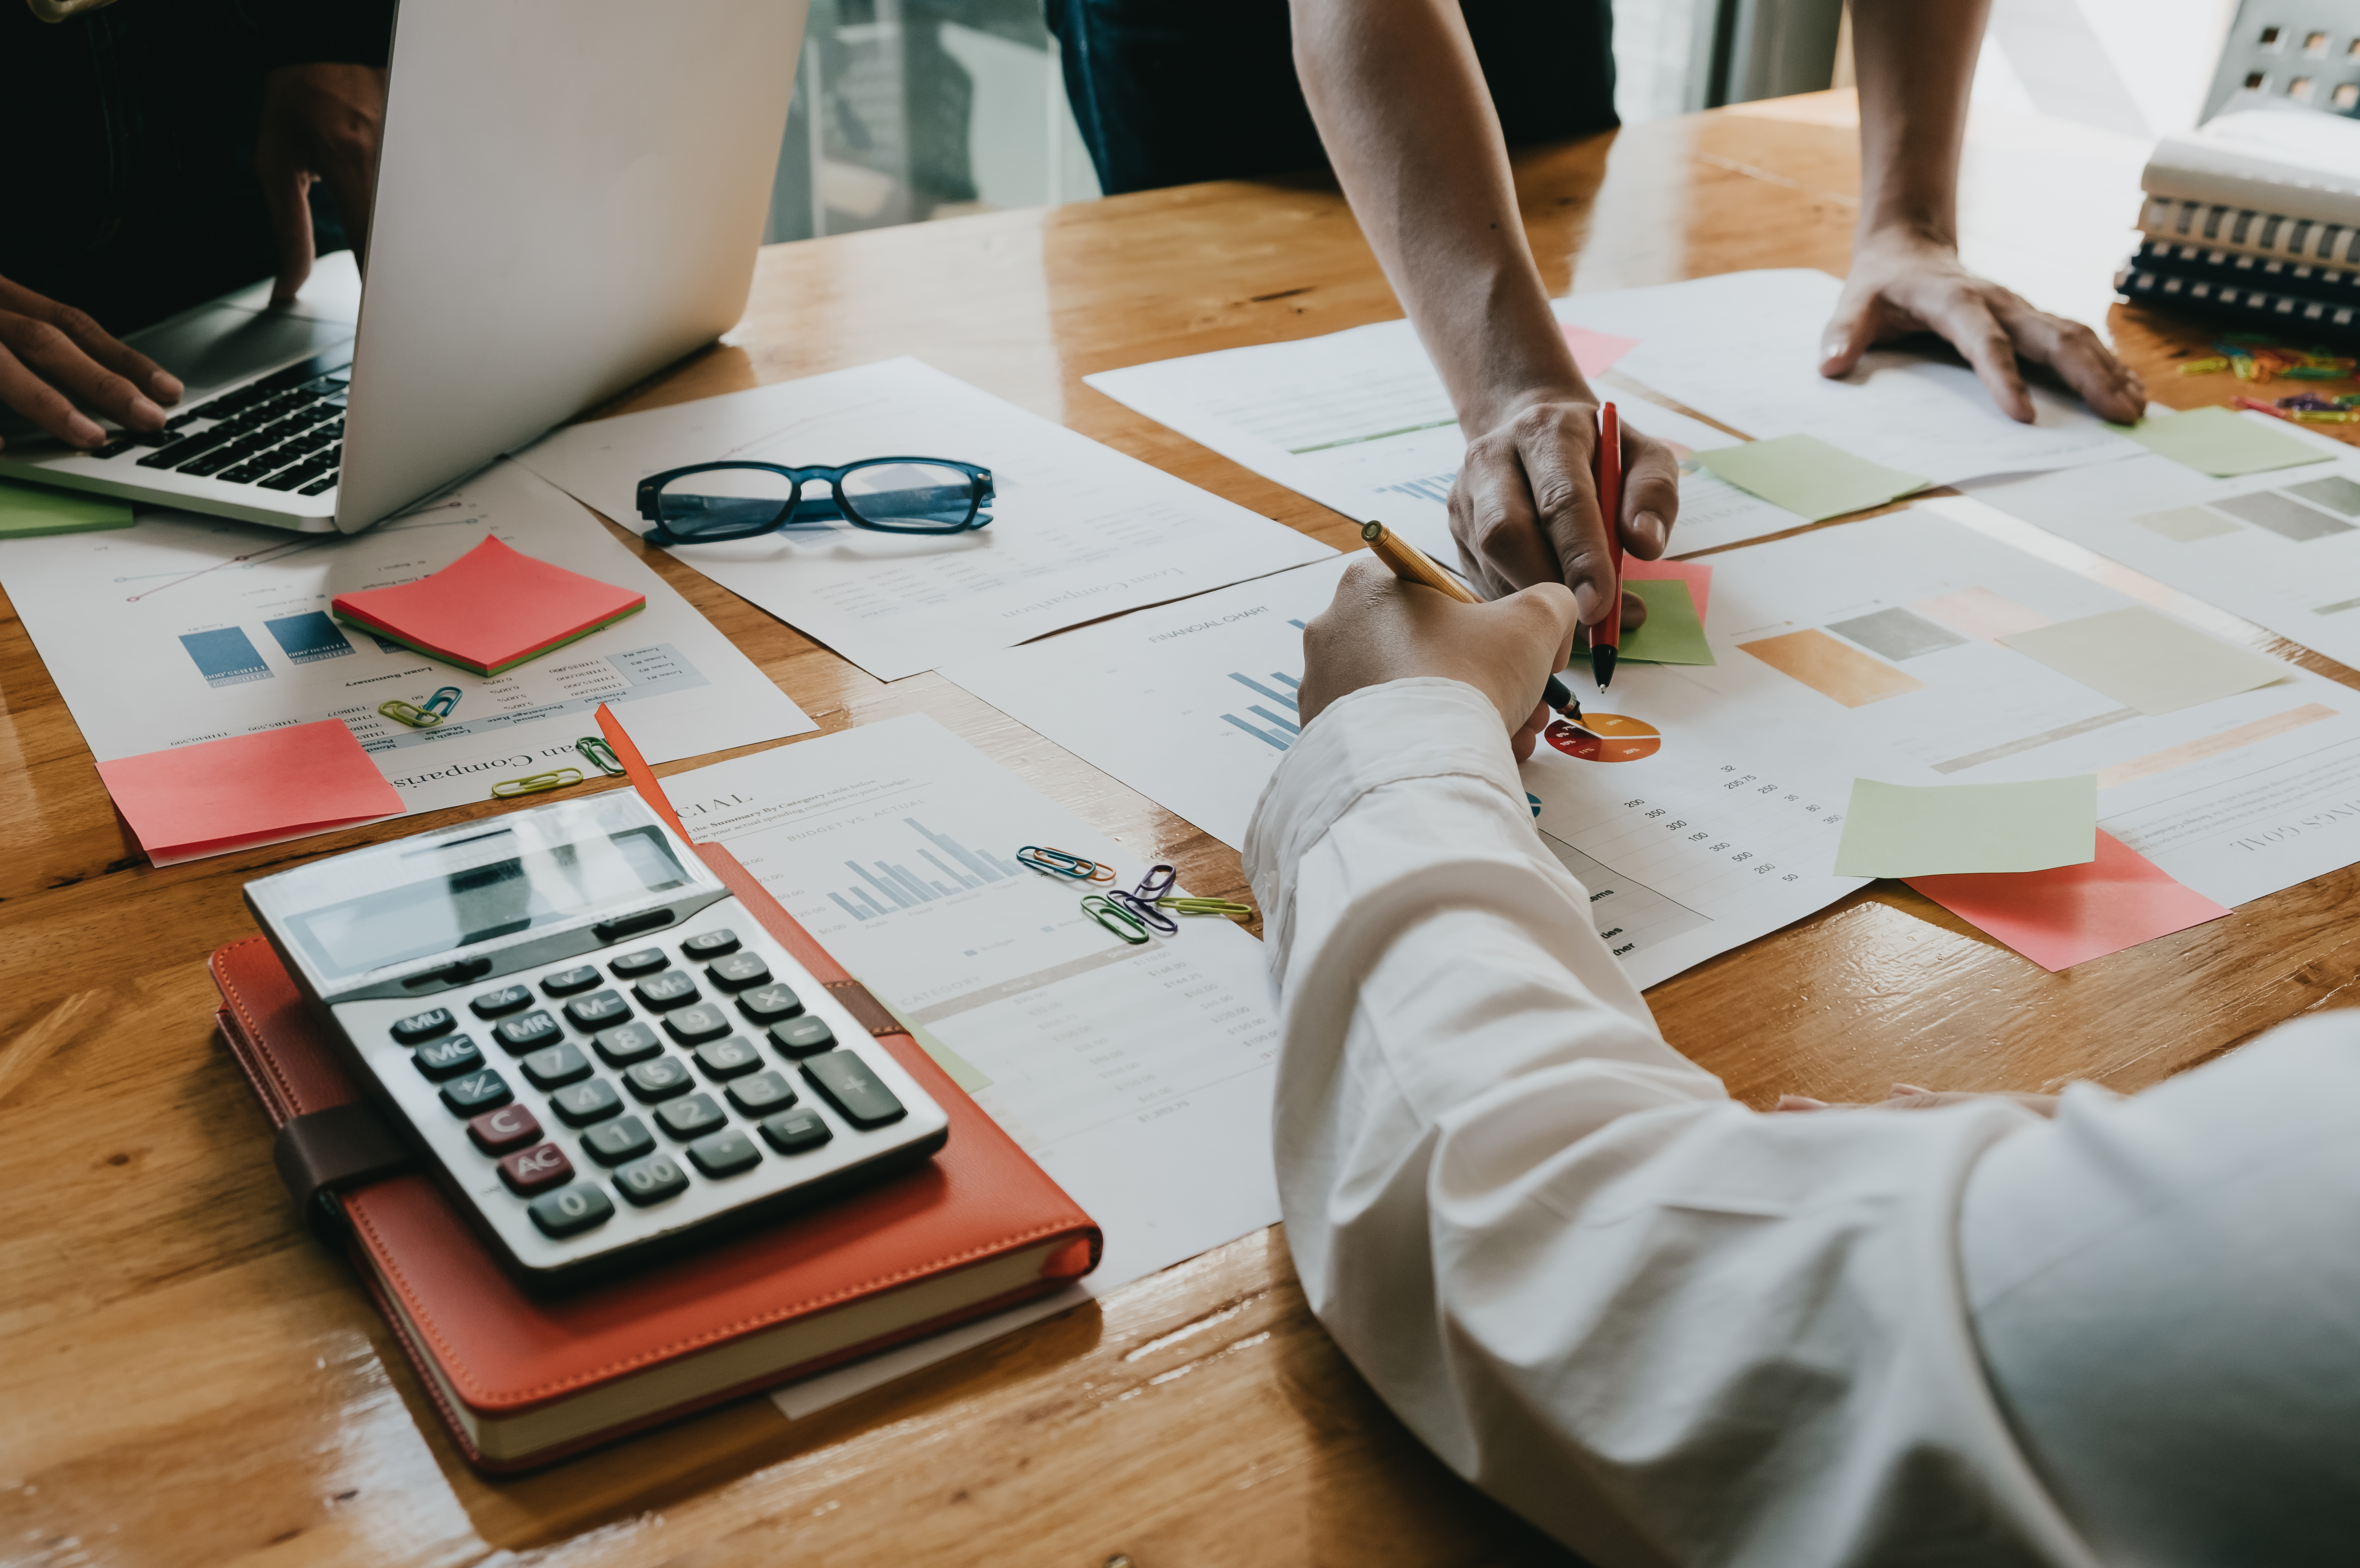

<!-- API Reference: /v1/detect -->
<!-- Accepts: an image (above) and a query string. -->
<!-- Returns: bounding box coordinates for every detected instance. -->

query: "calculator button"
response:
[704,952,772,991]
[440,1068,512,1115]
[468,984,533,1018]
[493,1011,562,1053]
[768,1016,837,1059]
[681,928,740,959]
[693,1035,764,1079]
[759,1109,833,1154]
[497,1142,575,1195]
[581,1115,655,1166]
[663,1003,732,1045]
[541,965,601,997]
[529,1183,614,1237]
[633,972,700,1011]
[468,1103,543,1154]
[654,1093,726,1142]
[610,947,670,978]
[411,1034,483,1079]
[520,1041,593,1090]
[563,989,632,1030]
[591,1021,665,1066]
[613,1152,690,1206]
[686,1127,762,1178]
[726,1070,797,1115]
[391,1008,455,1045]
[737,983,804,1024]
[623,1056,693,1102]
[801,1052,906,1128]
[549,1076,624,1127]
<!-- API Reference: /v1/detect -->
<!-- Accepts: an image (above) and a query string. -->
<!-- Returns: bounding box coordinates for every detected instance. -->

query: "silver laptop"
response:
[0,0,810,534]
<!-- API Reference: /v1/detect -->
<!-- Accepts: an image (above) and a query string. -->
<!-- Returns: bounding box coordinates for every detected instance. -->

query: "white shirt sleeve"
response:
[1244,677,2100,1568]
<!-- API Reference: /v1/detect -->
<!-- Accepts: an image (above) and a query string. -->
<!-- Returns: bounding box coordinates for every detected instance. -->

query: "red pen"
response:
[1590,401,1623,690]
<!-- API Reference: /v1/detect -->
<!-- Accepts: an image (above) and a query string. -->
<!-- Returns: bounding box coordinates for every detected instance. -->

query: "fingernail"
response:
[1572,581,1601,623]
[1635,511,1668,554]
[1774,1095,1828,1112]
[67,414,105,448]
[150,370,183,403]
[128,395,165,430]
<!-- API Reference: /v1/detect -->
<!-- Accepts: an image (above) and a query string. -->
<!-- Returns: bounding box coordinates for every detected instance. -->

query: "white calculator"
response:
[243,792,950,1287]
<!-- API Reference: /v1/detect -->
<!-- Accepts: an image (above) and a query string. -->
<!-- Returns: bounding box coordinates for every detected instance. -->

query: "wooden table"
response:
[8,90,2356,1568]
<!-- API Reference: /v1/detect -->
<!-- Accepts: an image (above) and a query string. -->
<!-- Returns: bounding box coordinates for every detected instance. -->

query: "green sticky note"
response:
[1834,777,2097,878]
[2110,406,2330,477]
[1617,577,1714,665]
[1691,434,1930,523]
[2000,605,2290,715]
[0,477,134,539]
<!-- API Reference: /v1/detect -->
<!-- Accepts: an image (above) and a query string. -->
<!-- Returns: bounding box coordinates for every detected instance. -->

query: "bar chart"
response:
[825,816,1028,921]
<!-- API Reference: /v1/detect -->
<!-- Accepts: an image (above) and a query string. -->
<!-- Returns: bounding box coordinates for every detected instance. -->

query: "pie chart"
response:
[1545,712,1662,763]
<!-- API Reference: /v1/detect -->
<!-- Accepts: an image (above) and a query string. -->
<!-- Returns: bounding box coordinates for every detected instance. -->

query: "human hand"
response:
[1297,554,1582,762]
[1820,228,2146,425]
[1772,1082,2061,1117]
[256,63,389,305]
[1449,393,1682,639]
[0,275,182,450]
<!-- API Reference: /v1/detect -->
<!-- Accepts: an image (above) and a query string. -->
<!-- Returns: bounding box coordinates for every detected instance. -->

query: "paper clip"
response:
[1016,846,1117,881]
[576,735,626,776]
[423,686,463,718]
[491,767,584,799]
[378,698,441,729]
[1081,894,1152,945]
[1157,896,1254,919]
[1107,888,1179,936]
[1131,863,1177,901]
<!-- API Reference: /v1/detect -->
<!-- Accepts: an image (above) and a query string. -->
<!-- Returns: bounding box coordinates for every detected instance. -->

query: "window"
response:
[2291,75,2315,99]
[2336,81,2360,109]
[2248,69,2271,88]
[2260,25,2283,47]
[2305,30,2331,57]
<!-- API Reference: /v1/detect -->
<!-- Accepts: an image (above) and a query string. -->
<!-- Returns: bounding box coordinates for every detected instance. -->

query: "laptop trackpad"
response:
[132,308,356,402]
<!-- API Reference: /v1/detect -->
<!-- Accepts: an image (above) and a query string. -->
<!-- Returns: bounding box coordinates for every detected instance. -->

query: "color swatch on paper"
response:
[0,477,135,539]
[2000,606,2290,716]
[264,611,356,665]
[1833,776,2097,879]
[95,718,403,867]
[2113,406,2328,477]
[2133,506,2240,543]
[1907,830,2231,971]
[1692,434,1930,523]
[2093,701,2340,788]
[1912,587,2051,643]
[1544,712,1661,762]
[1564,324,1640,380]
[179,626,272,687]
[1616,579,1713,665]
[1828,606,1966,663]
[1739,627,1926,708]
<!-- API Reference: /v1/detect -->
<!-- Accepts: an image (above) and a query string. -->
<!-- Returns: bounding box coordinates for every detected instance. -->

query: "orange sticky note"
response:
[1564,324,1640,380]
[1905,830,2231,972]
[96,719,403,866]
[1622,555,1711,622]
[333,534,645,675]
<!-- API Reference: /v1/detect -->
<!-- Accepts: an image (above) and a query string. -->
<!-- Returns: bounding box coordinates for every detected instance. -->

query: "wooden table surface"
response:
[7,91,2356,1568]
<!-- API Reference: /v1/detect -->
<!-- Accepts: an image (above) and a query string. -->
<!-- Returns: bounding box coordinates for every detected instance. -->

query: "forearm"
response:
[1848,0,1991,245]
[1289,0,1584,430]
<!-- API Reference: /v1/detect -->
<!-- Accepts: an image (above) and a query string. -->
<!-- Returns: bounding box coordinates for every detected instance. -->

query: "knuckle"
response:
[46,305,100,340]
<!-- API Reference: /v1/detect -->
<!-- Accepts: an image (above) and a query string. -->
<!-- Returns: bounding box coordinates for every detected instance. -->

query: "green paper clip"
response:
[576,736,625,776]
[1157,896,1254,918]
[1081,894,1152,944]
[378,698,441,729]
[491,767,584,799]
[423,686,463,717]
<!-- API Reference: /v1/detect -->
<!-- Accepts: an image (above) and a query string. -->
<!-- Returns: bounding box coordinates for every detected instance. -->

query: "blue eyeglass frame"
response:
[634,457,996,545]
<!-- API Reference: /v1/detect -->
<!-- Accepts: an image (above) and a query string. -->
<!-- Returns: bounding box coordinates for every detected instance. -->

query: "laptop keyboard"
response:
[94,357,349,497]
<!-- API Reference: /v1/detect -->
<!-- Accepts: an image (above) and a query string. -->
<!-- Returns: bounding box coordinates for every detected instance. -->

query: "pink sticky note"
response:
[97,719,404,866]
[1622,555,1711,622]
[1564,324,1640,380]
[1905,829,2230,972]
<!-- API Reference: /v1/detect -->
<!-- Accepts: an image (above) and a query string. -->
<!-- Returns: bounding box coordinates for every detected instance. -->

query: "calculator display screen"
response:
[283,821,690,981]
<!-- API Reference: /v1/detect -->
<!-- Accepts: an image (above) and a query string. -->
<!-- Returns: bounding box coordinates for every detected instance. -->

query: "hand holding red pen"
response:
[1590,403,1623,691]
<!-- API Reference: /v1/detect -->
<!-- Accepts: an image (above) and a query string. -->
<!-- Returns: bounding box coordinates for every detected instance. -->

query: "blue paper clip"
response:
[576,735,625,776]
[1081,894,1152,944]
[1131,862,1177,901]
[423,686,462,718]
[1108,888,1178,936]
[491,767,584,800]
[1017,845,1117,882]
[378,698,441,729]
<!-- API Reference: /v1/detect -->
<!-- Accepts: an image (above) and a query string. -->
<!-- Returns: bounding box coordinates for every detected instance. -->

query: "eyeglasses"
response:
[634,458,994,545]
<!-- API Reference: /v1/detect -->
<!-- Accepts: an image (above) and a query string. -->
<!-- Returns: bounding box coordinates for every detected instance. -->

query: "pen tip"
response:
[1592,645,1616,692]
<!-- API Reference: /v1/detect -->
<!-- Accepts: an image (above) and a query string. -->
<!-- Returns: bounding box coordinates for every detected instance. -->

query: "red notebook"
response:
[210,715,1100,1472]
[331,535,646,675]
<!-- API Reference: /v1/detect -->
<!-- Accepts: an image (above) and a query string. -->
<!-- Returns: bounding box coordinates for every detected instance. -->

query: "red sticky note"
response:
[1905,829,2231,972]
[1622,555,1711,622]
[97,719,403,866]
[1564,324,1640,379]
[333,534,645,675]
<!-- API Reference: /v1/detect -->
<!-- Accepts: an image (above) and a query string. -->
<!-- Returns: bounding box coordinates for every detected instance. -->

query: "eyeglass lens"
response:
[652,467,796,540]
[839,462,978,529]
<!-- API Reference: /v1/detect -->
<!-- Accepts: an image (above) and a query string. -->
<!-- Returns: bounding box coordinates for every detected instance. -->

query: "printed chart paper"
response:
[513,358,1334,681]
[1084,312,1810,563]
[944,557,1867,992]
[0,460,815,847]
[655,715,1282,1416]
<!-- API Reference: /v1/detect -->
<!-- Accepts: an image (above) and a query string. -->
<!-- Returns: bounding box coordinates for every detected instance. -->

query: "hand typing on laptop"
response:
[0,275,183,451]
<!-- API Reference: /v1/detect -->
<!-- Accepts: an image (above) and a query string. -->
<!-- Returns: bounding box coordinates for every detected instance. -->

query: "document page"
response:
[512,358,1334,681]
[1085,313,1811,562]
[654,715,1282,1415]
[1961,418,2360,672]
[0,459,815,826]
[945,557,1867,992]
